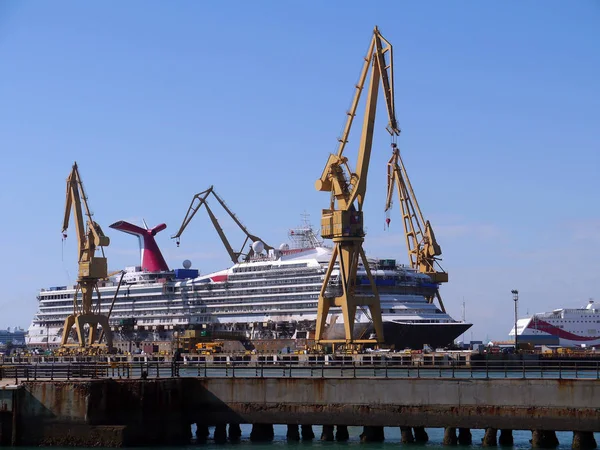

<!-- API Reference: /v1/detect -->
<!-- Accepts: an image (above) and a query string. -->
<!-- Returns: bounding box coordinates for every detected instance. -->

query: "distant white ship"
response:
[509,300,600,347]
[27,218,470,351]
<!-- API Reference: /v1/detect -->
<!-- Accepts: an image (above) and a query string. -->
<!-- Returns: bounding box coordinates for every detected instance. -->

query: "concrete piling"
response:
[414,427,429,443]
[531,430,559,448]
[0,412,11,446]
[400,426,415,443]
[301,424,315,440]
[572,431,597,450]
[360,426,385,442]
[321,425,335,441]
[195,424,209,443]
[286,424,300,441]
[458,428,472,445]
[335,425,349,442]
[250,424,274,442]
[499,429,514,446]
[213,424,227,444]
[482,428,497,446]
[443,427,458,446]
[228,423,242,442]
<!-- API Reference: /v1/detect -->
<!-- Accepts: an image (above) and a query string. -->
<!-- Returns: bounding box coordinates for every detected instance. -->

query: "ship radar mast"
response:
[288,213,324,249]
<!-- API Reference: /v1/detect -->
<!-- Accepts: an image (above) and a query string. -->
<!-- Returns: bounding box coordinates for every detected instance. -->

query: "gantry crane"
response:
[384,145,448,312]
[172,185,273,264]
[315,26,400,344]
[60,162,114,350]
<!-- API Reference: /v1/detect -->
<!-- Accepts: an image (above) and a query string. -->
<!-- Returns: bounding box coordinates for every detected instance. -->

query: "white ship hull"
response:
[28,222,470,351]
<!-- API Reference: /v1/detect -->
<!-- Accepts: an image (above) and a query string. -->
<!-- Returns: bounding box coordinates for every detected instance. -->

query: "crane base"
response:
[60,313,114,351]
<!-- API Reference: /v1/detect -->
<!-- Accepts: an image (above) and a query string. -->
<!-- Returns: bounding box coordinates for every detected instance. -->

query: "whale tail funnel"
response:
[109,221,170,272]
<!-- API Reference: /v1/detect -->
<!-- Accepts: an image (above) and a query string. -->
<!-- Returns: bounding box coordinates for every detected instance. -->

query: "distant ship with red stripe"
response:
[510,300,600,347]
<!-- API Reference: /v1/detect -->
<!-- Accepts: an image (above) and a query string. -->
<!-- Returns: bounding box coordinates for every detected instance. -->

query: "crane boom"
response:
[385,145,448,312]
[60,162,114,351]
[172,185,273,264]
[314,27,400,345]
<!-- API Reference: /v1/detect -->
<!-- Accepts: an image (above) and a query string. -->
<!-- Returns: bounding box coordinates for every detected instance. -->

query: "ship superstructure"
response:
[509,300,600,347]
[27,219,470,351]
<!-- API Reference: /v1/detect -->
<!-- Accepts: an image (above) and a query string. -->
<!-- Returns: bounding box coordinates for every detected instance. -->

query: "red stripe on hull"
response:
[528,318,600,342]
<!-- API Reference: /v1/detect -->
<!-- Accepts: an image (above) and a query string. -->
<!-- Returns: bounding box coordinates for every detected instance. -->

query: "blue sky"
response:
[0,1,598,342]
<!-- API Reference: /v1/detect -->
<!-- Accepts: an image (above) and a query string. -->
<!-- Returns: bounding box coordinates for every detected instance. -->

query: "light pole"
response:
[511,290,519,352]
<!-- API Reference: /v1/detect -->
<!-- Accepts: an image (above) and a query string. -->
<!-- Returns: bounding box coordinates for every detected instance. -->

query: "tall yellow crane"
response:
[384,145,448,312]
[315,27,400,344]
[60,162,114,350]
[172,185,273,264]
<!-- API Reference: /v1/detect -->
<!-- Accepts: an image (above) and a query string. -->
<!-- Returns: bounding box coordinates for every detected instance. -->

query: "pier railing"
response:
[1,359,599,382]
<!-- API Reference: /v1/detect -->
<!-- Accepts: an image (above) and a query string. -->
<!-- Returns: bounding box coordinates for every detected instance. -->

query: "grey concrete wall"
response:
[190,377,600,431]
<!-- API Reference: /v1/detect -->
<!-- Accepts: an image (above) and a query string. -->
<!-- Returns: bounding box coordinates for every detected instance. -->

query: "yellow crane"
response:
[60,162,114,350]
[384,144,448,312]
[172,185,273,264]
[315,27,400,344]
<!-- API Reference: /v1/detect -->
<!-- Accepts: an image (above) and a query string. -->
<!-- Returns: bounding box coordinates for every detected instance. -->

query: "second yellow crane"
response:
[385,144,448,312]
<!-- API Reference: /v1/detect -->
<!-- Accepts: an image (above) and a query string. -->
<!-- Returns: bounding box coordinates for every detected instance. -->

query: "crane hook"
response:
[176,238,180,248]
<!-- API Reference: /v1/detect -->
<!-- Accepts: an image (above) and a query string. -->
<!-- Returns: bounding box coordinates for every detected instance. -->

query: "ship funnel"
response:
[110,220,170,272]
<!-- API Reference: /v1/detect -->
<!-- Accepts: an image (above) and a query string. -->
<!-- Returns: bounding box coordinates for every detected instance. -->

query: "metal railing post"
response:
[485,361,489,379]
[559,361,562,380]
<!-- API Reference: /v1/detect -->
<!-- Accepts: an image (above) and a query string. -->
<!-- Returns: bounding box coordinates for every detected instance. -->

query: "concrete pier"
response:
[301,424,315,440]
[250,424,274,442]
[0,377,597,446]
[458,428,472,445]
[228,423,242,441]
[195,424,209,442]
[335,425,349,442]
[414,426,429,443]
[572,431,597,450]
[482,428,497,446]
[286,424,300,441]
[213,424,227,444]
[360,426,385,442]
[400,426,415,443]
[499,429,514,446]
[321,424,334,441]
[443,427,458,445]
[532,430,559,448]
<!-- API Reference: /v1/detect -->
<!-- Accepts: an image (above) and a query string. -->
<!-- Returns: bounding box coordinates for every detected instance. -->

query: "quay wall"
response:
[5,377,600,446]
[189,377,599,431]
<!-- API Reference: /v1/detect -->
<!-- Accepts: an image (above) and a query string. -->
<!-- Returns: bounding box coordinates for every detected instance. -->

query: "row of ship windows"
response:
[232,263,310,274]
[183,277,323,291]
[548,320,600,323]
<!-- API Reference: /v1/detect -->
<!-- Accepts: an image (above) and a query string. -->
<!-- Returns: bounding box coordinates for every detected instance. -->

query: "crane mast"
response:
[385,145,448,312]
[60,162,114,350]
[172,185,273,264]
[315,27,400,345]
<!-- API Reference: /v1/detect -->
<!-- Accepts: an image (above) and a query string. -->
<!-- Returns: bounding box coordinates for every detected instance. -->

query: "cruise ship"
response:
[27,219,471,351]
[509,301,600,347]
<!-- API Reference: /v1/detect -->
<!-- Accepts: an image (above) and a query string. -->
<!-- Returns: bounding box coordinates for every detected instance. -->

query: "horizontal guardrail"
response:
[1,360,599,382]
